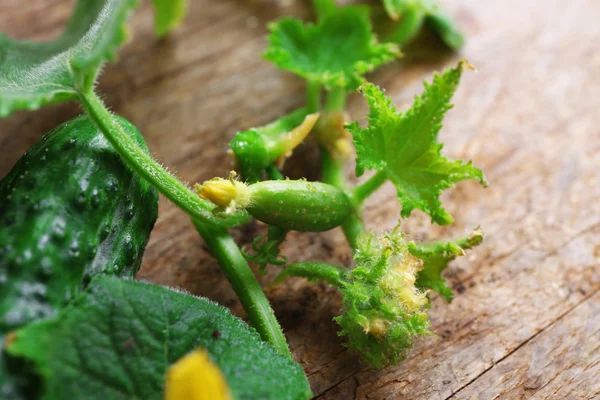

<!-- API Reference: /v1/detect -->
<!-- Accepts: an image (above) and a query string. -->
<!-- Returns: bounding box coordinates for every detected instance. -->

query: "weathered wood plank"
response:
[454,291,600,399]
[1,0,599,398]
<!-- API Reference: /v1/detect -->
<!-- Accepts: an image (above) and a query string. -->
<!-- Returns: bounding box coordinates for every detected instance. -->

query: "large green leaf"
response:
[264,0,399,90]
[0,0,188,118]
[6,276,311,400]
[0,0,138,117]
[347,60,486,225]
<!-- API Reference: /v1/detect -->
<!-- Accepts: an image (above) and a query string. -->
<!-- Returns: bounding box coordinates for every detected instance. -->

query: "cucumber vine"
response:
[1,0,486,395]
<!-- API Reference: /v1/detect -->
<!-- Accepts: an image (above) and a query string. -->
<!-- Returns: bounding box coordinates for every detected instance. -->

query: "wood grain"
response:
[1,0,599,399]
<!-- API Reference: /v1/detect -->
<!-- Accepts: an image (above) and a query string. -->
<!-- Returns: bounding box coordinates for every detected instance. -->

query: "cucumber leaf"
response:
[0,0,138,117]
[382,0,464,49]
[0,0,187,118]
[6,276,311,400]
[347,60,486,225]
[409,228,484,301]
[151,0,187,37]
[264,0,400,91]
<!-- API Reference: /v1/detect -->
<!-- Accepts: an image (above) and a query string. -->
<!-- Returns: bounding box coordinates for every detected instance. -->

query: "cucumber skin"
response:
[247,180,351,232]
[0,115,158,334]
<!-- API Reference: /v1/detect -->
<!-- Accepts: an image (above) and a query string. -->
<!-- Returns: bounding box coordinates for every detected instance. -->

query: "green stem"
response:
[306,80,321,114]
[273,262,348,288]
[385,7,426,45]
[80,89,290,356]
[341,213,366,250]
[78,90,250,228]
[321,148,347,190]
[193,221,292,359]
[321,149,366,249]
[325,87,347,112]
[265,164,284,180]
[351,171,387,206]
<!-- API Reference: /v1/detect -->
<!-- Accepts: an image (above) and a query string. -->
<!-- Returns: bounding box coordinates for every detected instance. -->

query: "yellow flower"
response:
[195,172,250,213]
[164,349,232,400]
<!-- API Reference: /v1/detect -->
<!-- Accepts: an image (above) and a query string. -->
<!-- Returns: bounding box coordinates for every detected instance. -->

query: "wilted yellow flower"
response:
[314,111,353,161]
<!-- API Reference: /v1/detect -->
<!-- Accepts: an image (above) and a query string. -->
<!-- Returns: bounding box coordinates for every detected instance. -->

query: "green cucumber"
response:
[247,180,351,232]
[0,115,158,334]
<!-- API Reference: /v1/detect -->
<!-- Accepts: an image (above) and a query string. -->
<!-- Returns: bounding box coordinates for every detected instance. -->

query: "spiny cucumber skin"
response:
[247,180,351,232]
[0,115,158,334]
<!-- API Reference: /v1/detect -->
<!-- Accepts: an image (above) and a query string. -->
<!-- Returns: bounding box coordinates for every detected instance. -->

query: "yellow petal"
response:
[275,113,320,168]
[164,349,232,400]
[195,176,250,210]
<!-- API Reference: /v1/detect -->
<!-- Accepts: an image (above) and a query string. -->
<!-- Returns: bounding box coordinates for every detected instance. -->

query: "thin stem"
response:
[80,90,292,358]
[78,90,250,228]
[306,80,322,114]
[341,214,366,250]
[193,221,293,359]
[321,148,347,190]
[385,7,426,45]
[325,87,347,112]
[320,149,366,249]
[351,171,387,206]
[265,164,284,180]
[273,262,348,288]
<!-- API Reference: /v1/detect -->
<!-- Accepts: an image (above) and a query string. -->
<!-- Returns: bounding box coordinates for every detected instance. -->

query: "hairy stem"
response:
[193,221,292,359]
[80,90,291,356]
[78,90,250,228]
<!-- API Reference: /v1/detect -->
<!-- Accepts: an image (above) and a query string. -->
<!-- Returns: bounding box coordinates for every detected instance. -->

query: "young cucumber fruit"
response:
[0,115,158,334]
[198,177,352,232]
[247,181,351,232]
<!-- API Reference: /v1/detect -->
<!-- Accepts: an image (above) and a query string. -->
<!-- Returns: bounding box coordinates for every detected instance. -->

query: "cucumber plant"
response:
[0,0,482,397]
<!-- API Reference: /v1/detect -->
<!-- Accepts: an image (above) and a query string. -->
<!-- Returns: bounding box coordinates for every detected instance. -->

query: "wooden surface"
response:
[1,0,599,398]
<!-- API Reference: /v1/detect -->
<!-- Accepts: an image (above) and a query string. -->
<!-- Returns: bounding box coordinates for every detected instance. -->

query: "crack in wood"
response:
[444,288,600,399]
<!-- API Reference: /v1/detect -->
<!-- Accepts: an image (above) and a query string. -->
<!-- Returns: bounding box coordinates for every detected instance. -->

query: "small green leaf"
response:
[0,0,138,117]
[245,226,289,273]
[347,60,486,225]
[151,0,187,37]
[382,0,464,49]
[6,276,311,400]
[409,228,484,301]
[264,0,400,91]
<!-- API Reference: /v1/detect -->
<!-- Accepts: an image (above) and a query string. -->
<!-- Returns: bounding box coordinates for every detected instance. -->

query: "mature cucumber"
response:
[247,180,351,232]
[0,115,158,334]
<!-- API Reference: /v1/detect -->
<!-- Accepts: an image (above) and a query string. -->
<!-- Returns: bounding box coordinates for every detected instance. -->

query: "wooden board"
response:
[1,0,599,398]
